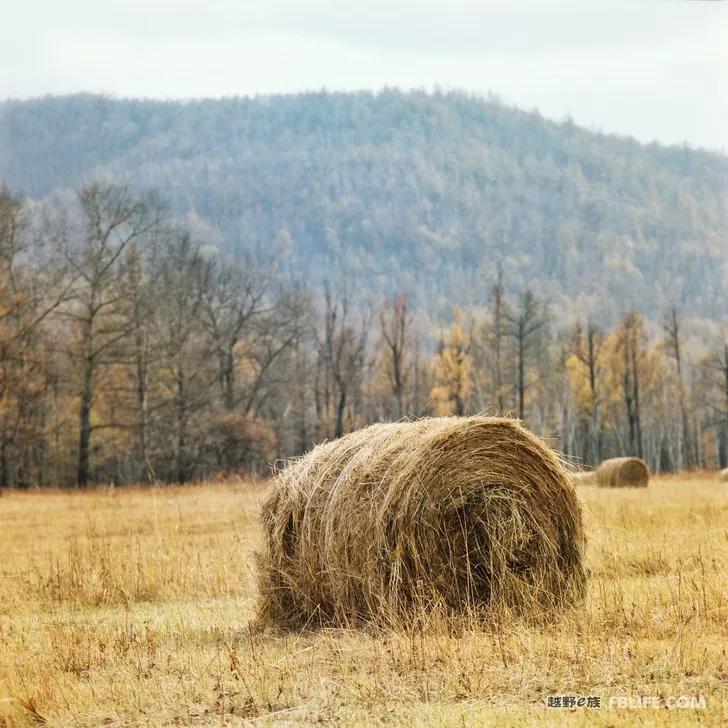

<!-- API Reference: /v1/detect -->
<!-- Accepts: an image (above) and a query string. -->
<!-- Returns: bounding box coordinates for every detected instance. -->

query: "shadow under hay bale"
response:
[570,471,596,486]
[596,457,649,487]
[256,416,587,631]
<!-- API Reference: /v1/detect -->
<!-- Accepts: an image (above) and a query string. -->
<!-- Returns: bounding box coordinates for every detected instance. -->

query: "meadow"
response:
[1,475,726,726]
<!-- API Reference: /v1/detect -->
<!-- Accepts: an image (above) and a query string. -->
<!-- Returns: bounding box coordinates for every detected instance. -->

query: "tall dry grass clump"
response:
[256,416,587,631]
[596,457,649,487]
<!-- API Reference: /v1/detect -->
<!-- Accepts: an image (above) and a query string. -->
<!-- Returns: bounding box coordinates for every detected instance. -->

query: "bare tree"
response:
[572,318,605,463]
[616,310,645,458]
[379,294,412,419]
[200,260,270,412]
[316,285,370,439]
[489,265,508,413]
[240,286,308,418]
[155,233,209,483]
[0,188,37,486]
[506,290,549,421]
[663,307,695,468]
[699,339,728,467]
[1,189,75,485]
[56,183,165,485]
[117,242,164,481]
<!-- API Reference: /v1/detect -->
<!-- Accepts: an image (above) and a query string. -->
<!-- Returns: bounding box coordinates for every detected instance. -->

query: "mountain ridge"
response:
[1,89,726,328]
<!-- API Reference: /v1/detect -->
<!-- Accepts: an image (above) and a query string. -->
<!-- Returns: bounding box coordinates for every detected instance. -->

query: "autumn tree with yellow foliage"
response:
[431,312,474,416]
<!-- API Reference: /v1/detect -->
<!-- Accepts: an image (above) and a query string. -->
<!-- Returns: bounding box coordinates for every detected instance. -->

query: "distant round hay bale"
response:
[570,471,596,486]
[719,468,728,482]
[595,457,649,487]
[256,416,587,630]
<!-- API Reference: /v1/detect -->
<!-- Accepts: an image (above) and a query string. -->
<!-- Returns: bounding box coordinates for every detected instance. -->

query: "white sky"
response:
[1,0,726,151]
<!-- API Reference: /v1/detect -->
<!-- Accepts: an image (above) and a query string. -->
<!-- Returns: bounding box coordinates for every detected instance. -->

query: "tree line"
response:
[1,183,726,487]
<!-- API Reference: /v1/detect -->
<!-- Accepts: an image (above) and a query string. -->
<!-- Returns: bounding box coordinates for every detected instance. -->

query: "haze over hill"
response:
[1,90,726,328]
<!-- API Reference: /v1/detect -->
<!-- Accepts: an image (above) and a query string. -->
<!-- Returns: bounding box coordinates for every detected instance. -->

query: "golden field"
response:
[1,475,727,726]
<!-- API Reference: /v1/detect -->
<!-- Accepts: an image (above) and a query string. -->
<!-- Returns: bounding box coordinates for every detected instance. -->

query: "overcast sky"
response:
[1,0,726,151]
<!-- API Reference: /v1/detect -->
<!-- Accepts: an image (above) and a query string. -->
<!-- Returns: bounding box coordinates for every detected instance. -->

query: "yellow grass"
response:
[1,475,727,726]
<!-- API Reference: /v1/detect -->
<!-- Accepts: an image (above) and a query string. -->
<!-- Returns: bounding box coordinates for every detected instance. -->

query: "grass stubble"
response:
[0,473,726,726]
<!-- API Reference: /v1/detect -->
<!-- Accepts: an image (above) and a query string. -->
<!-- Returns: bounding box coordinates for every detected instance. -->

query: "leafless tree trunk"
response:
[379,294,412,419]
[200,260,270,412]
[573,319,604,463]
[700,341,728,467]
[1,187,71,486]
[506,290,548,422]
[156,233,208,483]
[663,307,694,469]
[316,285,370,439]
[54,184,164,485]
[618,311,645,458]
[490,266,508,414]
[122,244,159,481]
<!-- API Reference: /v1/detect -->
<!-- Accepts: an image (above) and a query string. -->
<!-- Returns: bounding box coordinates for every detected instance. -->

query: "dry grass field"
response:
[1,474,727,726]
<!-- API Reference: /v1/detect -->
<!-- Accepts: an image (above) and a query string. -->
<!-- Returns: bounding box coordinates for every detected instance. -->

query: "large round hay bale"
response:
[256,416,587,630]
[719,468,728,482]
[595,457,649,487]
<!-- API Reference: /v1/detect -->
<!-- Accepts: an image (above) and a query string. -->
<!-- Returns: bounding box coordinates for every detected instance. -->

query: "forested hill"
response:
[1,90,726,326]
